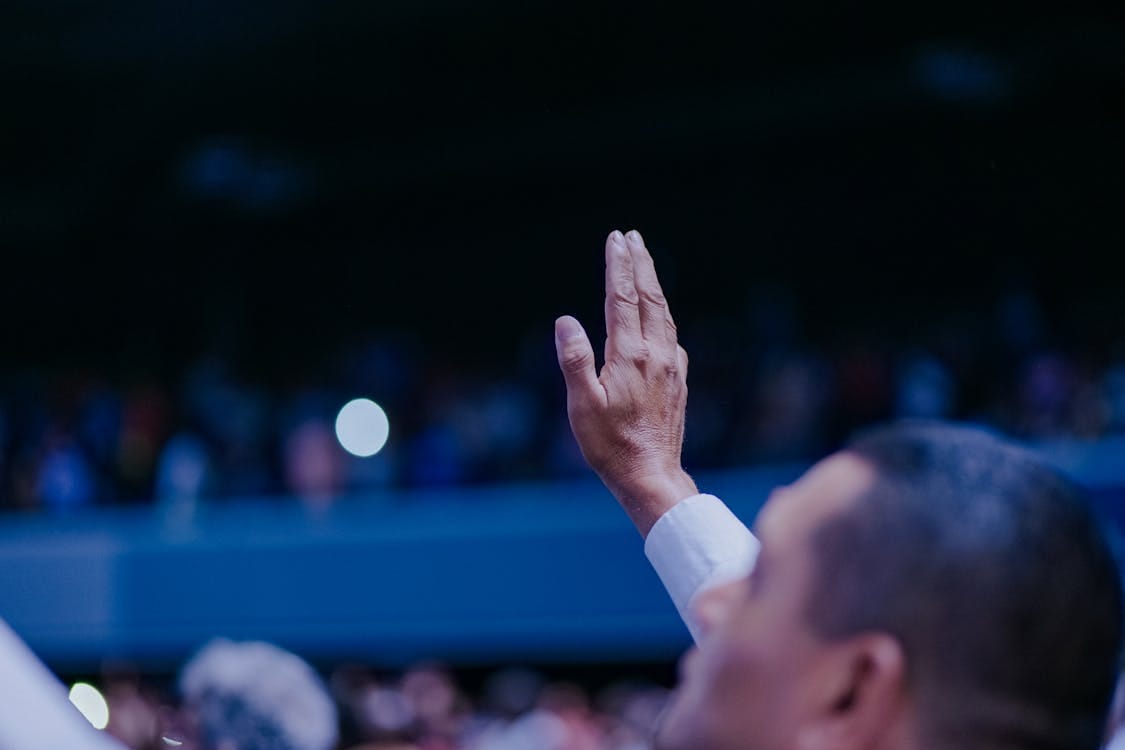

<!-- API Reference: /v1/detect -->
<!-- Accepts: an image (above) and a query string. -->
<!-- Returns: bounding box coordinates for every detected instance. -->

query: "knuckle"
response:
[630,345,652,366]
[612,290,640,308]
[562,348,592,373]
[566,398,589,419]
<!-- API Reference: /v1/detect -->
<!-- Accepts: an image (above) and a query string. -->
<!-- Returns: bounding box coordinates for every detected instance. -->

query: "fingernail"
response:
[609,230,625,246]
[555,316,585,342]
[626,229,644,245]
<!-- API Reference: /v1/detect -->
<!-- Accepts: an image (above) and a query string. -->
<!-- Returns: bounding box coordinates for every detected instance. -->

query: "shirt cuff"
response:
[644,494,760,643]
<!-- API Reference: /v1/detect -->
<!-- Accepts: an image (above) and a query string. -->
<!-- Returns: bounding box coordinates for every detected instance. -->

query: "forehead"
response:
[755,452,877,551]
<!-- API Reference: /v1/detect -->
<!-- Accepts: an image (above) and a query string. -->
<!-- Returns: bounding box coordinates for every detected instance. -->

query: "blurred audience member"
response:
[37,435,97,512]
[2,318,1124,512]
[102,667,163,750]
[178,638,338,750]
[155,433,212,524]
[284,418,344,510]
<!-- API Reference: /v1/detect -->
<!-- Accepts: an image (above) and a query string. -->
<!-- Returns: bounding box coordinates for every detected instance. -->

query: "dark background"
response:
[4,1,1123,383]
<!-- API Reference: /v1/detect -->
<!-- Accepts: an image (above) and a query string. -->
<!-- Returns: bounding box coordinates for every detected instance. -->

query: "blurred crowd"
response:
[2,287,1124,513]
[91,639,670,750]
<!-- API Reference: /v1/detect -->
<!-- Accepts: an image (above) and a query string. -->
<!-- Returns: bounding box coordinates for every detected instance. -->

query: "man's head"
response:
[656,422,1123,750]
[179,638,338,750]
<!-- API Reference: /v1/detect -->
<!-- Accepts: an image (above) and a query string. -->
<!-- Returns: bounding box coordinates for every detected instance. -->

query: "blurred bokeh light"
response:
[335,398,391,458]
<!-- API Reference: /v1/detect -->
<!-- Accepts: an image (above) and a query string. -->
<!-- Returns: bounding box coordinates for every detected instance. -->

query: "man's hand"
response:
[555,229,698,537]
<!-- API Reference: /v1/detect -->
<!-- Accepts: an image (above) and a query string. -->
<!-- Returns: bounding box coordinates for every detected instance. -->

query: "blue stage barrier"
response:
[1,442,1122,670]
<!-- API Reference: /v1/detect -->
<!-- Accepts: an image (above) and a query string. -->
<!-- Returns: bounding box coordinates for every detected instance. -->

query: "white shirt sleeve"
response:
[0,619,125,750]
[643,494,760,643]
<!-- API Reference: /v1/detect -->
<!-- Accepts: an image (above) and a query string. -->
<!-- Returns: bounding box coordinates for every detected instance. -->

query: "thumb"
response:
[555,315,600,401]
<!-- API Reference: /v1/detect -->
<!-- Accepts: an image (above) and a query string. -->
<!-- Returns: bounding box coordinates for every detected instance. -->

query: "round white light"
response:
[69,682,109,730]
[335,398,390,457]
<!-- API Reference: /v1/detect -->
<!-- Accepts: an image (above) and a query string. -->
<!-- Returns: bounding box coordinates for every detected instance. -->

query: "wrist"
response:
[607,468,699,538]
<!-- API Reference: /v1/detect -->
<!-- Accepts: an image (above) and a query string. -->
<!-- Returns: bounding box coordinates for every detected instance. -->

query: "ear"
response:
[796,633,907,750]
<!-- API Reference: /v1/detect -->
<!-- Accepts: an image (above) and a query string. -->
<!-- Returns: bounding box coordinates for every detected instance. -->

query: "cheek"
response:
[707,637,776,710]
[659,623,813,750]
[704,611,811,733]
[682,630,779,729]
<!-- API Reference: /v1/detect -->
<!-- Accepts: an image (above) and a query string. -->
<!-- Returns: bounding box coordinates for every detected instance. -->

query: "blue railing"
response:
[1,441,1121,671]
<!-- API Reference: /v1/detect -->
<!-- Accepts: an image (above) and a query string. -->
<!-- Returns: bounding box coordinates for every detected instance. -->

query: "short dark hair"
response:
[805,421,1123,750]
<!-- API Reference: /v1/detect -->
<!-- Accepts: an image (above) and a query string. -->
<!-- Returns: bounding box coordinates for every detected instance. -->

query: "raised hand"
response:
[554,229,698,536]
